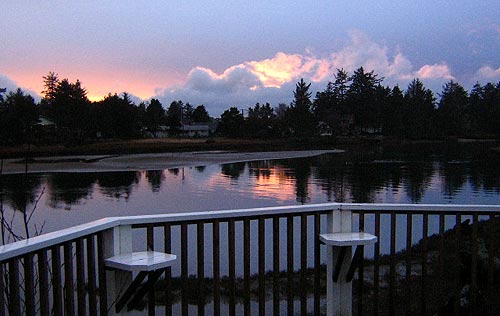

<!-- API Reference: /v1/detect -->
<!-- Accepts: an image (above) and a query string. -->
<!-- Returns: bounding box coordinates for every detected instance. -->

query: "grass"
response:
[0,137,341,158]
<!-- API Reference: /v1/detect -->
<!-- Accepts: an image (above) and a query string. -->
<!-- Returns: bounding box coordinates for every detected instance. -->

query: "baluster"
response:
[405,213,413,316]
[97,232,108,316]
[164,224,172,316]
[373,212,380,316]
[259,216,265,316]
[52,245,63,316]
[421,213,428,316]
[24,254,35,316]
[147,226,155,316]
[300,214,307,316]
[389,212,396,316]
[228,219,236,316]
[197,222,205,316]
[181,223,188,316]
[212,220,220,316]
[76,238,87,316]
[314,213,321,316]
[287,215,294,316]
[8,259,20,316]
[273,216,280,316]
[87,235,97,316]
[244,218,250,316]
[64,242,75,316]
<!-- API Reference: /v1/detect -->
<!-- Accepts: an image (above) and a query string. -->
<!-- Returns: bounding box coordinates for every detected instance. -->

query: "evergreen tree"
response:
[49,79,90,136]
[166,101,183,133]
[313,69,352,134]
[288,78,315,136]
[41,72,59,107]
[145,98,165,137]
[347,67,383,133]
[382,86,404,137]
[217,107,244,137]
[0,89,38,144]
[247,102,276,137]
[192,105,210,123]
[438,80,469,137]
[403,79,436,139]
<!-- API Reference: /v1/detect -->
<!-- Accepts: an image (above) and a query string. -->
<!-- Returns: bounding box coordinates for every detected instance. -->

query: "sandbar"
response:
[1,150,343,174]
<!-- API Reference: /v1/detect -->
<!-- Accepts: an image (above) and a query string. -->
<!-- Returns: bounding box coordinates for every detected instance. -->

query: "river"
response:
[1,142,499,243]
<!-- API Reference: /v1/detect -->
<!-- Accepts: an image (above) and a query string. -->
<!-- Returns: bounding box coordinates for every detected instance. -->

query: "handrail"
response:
[1,202,499,261]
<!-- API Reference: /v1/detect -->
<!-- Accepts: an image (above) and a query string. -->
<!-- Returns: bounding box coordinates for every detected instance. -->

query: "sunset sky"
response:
[1,1,499,114]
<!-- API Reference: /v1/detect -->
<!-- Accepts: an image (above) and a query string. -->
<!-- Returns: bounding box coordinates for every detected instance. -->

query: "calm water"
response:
[1,143,499,240]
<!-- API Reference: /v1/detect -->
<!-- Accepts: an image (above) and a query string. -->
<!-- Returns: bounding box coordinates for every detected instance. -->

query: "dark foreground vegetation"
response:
[150,217,500,315]
[1,68,499,151]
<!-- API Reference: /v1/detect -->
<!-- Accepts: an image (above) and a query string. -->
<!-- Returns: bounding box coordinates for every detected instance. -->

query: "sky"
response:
[1,1,500,115]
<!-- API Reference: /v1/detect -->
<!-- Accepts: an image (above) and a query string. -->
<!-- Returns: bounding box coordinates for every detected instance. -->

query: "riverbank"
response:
[1,137,499,160]
[0,137,342,159]
[0,149,343,174]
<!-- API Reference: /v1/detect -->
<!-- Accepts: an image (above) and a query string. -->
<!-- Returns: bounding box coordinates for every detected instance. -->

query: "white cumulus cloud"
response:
[154,30,496,115]
[475,66,500,81]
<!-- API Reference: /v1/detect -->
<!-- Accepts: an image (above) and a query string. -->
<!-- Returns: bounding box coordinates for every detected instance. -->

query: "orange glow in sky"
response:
[3,67,182,102]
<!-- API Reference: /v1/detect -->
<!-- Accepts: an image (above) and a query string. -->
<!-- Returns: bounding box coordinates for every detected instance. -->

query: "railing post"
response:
[327,208,352,316]
[102,225,133,316]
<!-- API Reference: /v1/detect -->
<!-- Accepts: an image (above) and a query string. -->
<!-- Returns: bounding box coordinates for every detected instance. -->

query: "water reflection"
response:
[221,162,246,180]
[1,144,499,233]
[0,173,43,213]
[47,173,95,208]
[146,170,165,193]
[96,171,140,200]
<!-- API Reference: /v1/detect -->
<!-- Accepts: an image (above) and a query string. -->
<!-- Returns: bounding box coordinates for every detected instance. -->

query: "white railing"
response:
[1,202,499,261]
[1,202,499,316]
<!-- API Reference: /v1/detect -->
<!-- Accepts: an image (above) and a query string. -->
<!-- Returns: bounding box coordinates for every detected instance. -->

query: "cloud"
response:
[0,74,40,100]
[474,66,500,81]
[414,64,454,80]
[155,30,464,115]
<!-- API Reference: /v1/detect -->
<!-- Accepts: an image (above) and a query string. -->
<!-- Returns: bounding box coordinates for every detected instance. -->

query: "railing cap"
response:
[1,203,499,261]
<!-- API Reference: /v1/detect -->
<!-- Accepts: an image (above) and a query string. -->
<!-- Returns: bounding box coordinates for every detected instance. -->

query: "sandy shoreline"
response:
[1,150,343,174]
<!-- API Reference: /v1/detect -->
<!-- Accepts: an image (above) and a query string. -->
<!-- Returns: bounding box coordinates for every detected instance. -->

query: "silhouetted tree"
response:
[313,69,351,134]
[403,79,436,139]
[0,89,38,145]
[191,105,210,123]
[145,98,165,137]
[287,78,315,136]
[217,107,244,137]
[382,86,405,137]
[183,103,194,122]
[246,102,276,137]
[95,93,139,138]
[40,72,59,110]
[438,81,469,137]
[469,82,500,136]
[47,78,91,140]
[166,100,183,134]
[347,67,384,133]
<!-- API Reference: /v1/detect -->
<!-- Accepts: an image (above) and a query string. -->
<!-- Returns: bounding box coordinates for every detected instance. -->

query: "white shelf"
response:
[105,251,176,273]
[319,232,377,247]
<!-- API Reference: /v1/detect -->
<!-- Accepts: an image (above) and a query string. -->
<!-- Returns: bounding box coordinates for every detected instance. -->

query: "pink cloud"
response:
[414,64,454,80]
[475,66,500,80]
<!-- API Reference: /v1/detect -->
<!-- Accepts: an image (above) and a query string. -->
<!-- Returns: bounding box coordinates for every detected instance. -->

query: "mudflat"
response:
[1,150,343,174]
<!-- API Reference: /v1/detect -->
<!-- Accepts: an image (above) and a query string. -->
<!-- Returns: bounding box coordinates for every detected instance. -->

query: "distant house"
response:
[181,123,210,137]
[148,122,214,138]
[37,116,56,128]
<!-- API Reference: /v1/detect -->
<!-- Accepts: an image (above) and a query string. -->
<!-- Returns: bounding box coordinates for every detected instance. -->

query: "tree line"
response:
[219,68,500,139]
[1,68,499,146]
[0,72,211,145]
